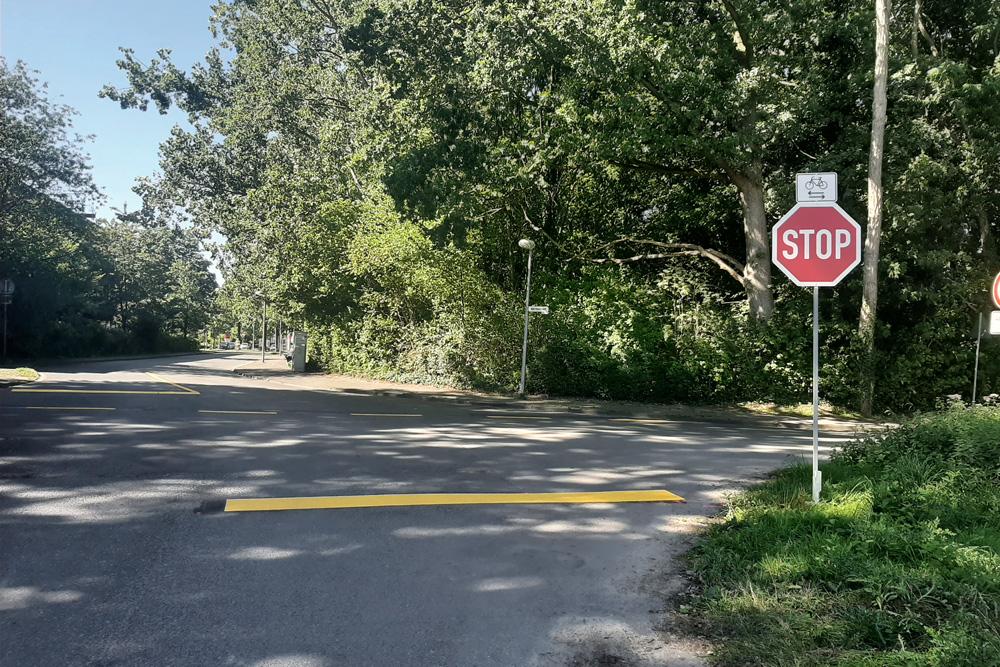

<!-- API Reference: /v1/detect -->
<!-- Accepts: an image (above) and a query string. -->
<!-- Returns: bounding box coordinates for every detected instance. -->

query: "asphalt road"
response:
[0,353,851,666]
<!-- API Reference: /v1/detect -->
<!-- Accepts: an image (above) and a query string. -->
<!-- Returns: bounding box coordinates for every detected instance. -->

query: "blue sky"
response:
[1,0,217,219]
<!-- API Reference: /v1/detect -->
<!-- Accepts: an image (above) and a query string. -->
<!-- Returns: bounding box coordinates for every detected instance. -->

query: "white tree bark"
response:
[859,0,891,415]
[729,164,774,321]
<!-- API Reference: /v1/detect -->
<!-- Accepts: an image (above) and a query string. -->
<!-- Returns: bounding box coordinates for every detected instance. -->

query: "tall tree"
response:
[859,0,892,415]
[0,58,99,244]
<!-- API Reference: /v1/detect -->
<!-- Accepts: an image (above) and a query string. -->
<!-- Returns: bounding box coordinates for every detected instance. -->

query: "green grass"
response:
[737,400,869,421]
[685,405,1000,666]
[0,367,39,381]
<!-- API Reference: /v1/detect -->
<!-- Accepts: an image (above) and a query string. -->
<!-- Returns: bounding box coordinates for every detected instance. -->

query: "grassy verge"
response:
[737,400,868,422]
[0,367,39,382]
[685,405,1000,666]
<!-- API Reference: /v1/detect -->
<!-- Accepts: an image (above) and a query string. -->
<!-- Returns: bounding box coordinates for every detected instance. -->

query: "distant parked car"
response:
[239,342,251,350]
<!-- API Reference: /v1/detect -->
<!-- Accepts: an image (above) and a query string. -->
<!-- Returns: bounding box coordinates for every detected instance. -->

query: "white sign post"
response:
[773,175,861,503]
[973,276,1000,402]
[528,305,549,315]
[0,278,12,360]
[973,312,984,403]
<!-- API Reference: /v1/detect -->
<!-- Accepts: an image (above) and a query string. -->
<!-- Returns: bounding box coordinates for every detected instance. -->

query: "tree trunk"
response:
[859,0,891,417]
[729,164,774,321]
[976,202,995,265]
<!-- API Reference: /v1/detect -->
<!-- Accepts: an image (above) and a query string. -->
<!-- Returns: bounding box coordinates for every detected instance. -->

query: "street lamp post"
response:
[517,239,535,397]
[255,291,266,364]
[1,279,14,361]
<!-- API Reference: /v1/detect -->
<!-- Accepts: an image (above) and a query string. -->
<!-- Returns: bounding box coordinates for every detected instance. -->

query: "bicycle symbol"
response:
[805,176,828,191]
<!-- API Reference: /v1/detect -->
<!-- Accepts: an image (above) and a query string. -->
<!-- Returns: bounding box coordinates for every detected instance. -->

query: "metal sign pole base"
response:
[812,286,821,504]
[973,312,983,403]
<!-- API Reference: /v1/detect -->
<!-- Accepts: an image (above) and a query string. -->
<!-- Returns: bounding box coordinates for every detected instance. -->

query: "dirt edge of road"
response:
[231,360,888,435]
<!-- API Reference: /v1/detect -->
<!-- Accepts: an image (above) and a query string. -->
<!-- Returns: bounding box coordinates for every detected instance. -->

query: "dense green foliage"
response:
[0,59,216,359]
[102,1,1000,410]
[687,405,1000,665]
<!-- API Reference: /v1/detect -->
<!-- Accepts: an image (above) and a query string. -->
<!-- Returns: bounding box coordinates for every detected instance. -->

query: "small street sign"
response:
[796,173,838,203]
[990,311,1000,335]
[528,305,549,315]
[0,278,14,296]
[992,272,1000,308]
[772,203,862,287]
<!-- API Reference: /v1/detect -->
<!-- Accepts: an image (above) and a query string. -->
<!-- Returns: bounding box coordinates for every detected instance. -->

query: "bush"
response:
[685,405,1000,666]
[306,217,521,389]
[838,404,1000,475]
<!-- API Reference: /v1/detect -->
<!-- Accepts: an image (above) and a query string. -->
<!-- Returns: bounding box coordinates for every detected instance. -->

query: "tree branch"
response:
[613,159,724,181]
[717,0,754,68]
[521,203,575,259]
[591,238,745,285]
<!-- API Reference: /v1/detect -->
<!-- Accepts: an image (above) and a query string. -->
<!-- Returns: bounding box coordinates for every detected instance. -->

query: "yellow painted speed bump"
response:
[224,489,684,513]
[486,414,552,420]
[23,406,116,411]
[350,412,422,417]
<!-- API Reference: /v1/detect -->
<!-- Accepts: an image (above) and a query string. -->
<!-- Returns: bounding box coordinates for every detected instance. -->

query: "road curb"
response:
[0,378,37,388]
[229,366,883,434]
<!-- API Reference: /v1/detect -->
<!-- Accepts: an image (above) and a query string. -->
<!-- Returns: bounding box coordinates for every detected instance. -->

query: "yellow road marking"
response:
[12,388,194,395]
[486,414,552,420]
[198,410,277,415]
[474,409,568,415]
[146,372,200,395]
[11,373,200,396]
[350,413,422,417]
[23,406,116,411]
[224,489,684,512]
[610,418,672,425]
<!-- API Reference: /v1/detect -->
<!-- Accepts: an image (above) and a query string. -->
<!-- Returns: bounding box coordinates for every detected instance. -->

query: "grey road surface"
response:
[0,353,852,666]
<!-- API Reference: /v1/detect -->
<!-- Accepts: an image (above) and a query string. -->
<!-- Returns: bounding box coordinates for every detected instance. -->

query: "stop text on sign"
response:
[778,228,853,261]
[771,203,862,287]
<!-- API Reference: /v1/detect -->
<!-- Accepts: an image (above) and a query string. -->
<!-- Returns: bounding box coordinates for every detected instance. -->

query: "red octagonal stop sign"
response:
[772,203,862,287]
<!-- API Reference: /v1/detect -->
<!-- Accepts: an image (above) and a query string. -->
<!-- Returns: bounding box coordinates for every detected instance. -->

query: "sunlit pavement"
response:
[0,353,852,666]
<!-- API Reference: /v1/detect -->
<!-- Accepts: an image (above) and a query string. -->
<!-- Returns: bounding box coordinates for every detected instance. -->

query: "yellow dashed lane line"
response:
[11,372,199,396]
[224,489,684,513]
[146,372,200,395]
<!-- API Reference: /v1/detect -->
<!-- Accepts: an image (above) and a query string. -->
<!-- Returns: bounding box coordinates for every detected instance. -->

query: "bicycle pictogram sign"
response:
[796,172,838,202]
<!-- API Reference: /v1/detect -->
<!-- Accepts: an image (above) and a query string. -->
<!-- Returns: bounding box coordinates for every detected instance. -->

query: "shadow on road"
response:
[0,362,850,666]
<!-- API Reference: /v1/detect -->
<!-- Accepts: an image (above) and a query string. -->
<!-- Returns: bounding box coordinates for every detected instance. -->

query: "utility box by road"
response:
[291,331,307,372]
